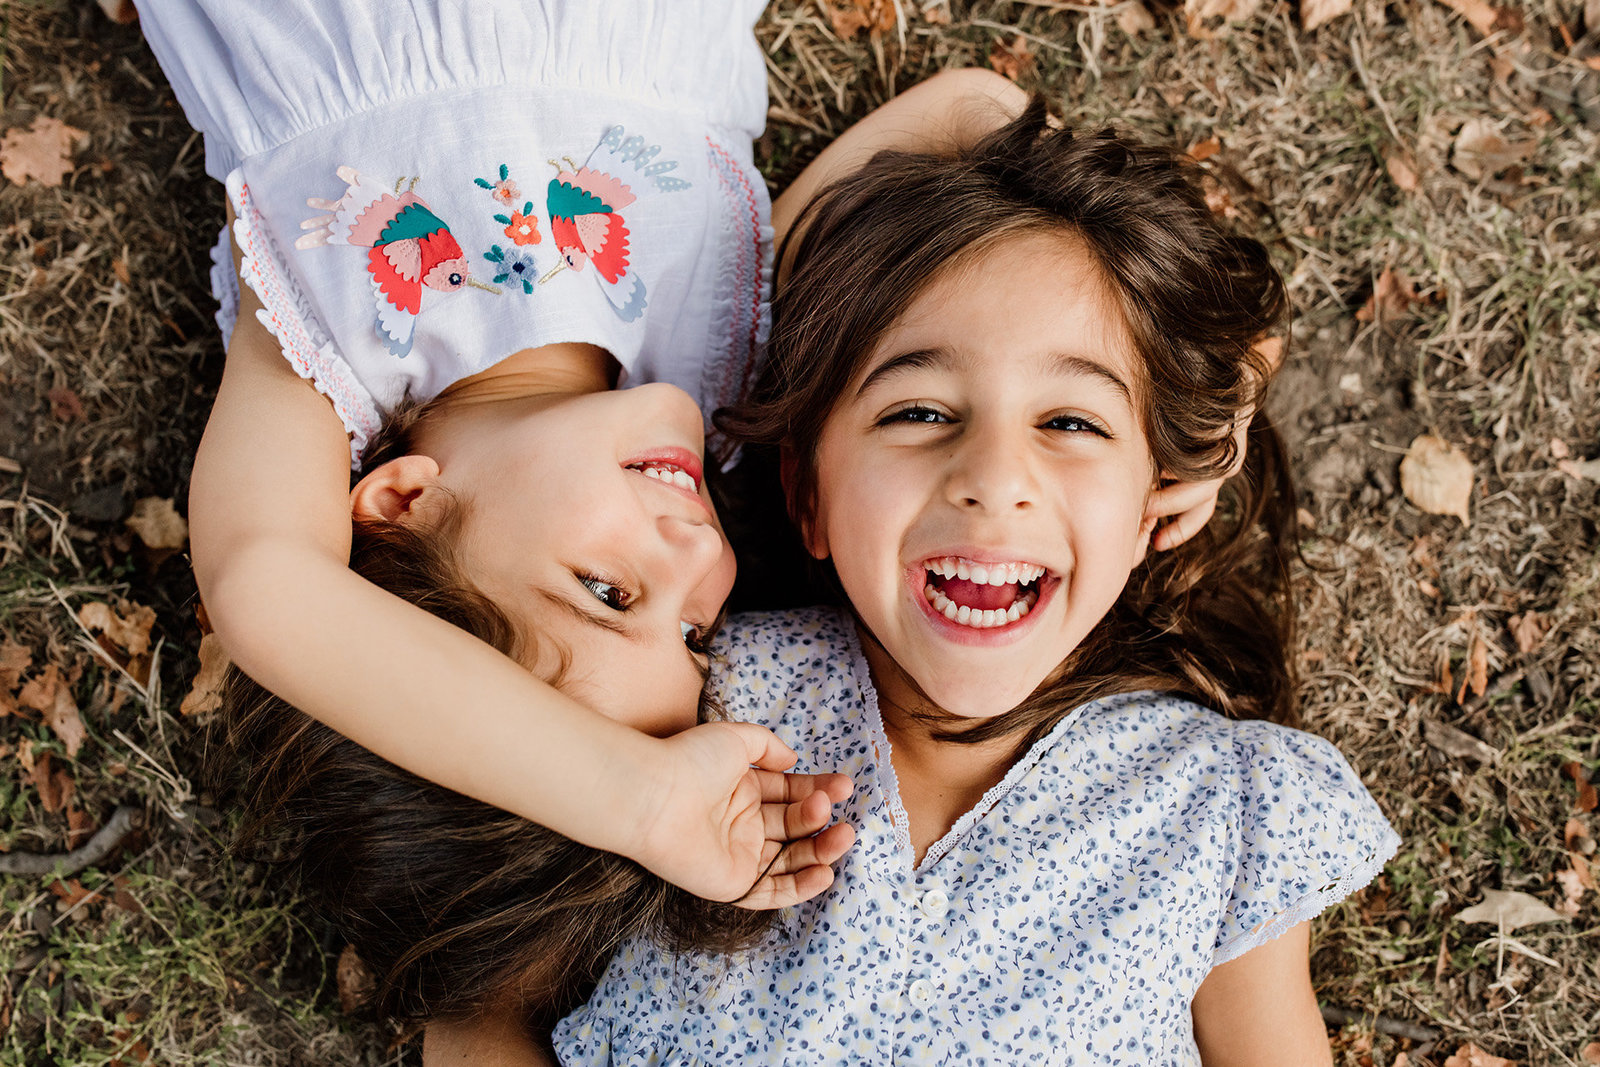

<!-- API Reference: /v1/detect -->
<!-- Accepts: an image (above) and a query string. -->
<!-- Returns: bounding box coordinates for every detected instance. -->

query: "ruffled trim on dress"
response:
[846,624,917,869]
[208,224,239,350]
[701,130,772,469]
[1212,831,1399,966]
[225,169,382,467]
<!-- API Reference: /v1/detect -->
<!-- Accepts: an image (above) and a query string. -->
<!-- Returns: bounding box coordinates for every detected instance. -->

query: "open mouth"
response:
[627,460,699,493]
[921,556,1049,630]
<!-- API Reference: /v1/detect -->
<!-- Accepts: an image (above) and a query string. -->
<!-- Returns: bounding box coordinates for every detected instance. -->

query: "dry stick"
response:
[1321,1004,1440,1043]
[0,806,145,878]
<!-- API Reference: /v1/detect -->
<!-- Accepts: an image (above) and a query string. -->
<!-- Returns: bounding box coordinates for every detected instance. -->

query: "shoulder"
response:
[708,608,865,739]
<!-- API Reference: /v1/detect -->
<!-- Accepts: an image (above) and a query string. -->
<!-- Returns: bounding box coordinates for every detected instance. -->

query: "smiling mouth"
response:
[627,461,699,493]
[921,556,1049,629]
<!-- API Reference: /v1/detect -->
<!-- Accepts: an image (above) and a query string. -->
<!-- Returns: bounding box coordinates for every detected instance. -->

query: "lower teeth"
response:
[924,585,1035,628]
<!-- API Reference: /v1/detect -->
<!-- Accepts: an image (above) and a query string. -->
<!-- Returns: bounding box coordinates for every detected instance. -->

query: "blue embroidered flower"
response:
[483,244,539,295]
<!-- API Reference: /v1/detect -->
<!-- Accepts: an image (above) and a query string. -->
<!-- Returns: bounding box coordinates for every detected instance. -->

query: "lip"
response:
[905,550,1059,647]
[624,446,710,512]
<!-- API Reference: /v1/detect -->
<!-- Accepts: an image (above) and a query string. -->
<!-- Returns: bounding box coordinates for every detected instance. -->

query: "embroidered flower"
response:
[492,178,520,204]
[503,209,541,246]
[483,244,539,295]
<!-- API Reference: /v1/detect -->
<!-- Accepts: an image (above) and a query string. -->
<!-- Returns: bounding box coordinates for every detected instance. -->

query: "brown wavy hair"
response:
[719,97,1297,751]
[220,402,770,1028]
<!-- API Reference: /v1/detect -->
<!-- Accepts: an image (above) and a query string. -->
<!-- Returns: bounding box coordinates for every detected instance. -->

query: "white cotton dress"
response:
[555,608,1402,1067]
[135,0,773,462]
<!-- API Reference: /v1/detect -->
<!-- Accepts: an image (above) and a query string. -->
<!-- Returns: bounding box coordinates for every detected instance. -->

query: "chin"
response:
[922,681,1042,723]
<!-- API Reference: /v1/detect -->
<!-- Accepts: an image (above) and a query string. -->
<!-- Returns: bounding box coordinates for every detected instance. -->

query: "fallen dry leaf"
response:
[1434,0,1502,34]
[49,878,96,911]
[180,633,230,717]
[1301,0,1352,30]
[1386,151,1420,192]
[1454,887,1567,931]
[1452,118,1536,180]
[1116,1,1156,33]
[1580,1041,1600,1065]
[1187,137,1223,162]
[337,944,376,1014]
[66,806,96,849]
[1460,632,1489,701]
[31,752,75,814]
[0,641,31,693]
[124,496,188,550]
[1567,818,1593,852]
[1357,267,1419,323]
[47,386,84,422]
[79,600,156,659]
[1443,1042,1517,1067]
[18,663,85,758]
[1558,457,1600,481]
[1567,761,1599,813]
[0,116,87,188]
[1400,434,1474,525]
[1507,611,1548,654]
[1422,718,1497,762]
[989,35,1035,81]
[822,0,896,39]
[1185,0,1263,34]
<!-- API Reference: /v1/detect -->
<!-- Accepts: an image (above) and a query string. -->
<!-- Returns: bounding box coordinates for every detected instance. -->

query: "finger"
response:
[761,786,833,843]
[1147,475,1224,520]
[753,768,855,806]
[735,862,836,911]
[761,821,857,876]
[722,722,798,772]
[1152,495,1218,553]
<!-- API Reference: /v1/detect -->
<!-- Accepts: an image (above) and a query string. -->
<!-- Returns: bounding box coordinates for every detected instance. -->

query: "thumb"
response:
[720,721,798,772]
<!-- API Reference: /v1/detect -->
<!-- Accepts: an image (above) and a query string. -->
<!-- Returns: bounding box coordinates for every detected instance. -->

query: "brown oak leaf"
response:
[1566,761,1599,813]
[79,600,156,659]
[989,35,1035,81]
[1400,434,1473,525]
[180,632,230,717]
[17,663,85,758]
[0,116,87,188]
[31,752,75,813]
[124,496,188,551]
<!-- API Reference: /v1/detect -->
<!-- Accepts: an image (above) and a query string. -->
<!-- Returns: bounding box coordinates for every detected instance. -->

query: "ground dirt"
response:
[2,0,1597,1064]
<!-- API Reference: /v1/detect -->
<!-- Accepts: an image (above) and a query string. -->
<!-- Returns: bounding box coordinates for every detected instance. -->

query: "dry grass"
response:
[2,0,1598,1063]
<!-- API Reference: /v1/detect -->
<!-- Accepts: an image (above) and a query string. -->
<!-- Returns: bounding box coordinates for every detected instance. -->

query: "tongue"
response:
[936,577,1019,611]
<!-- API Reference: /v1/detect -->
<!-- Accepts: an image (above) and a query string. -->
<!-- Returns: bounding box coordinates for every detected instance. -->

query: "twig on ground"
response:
[0,805,145,878]
[1321,1004,1441,1042]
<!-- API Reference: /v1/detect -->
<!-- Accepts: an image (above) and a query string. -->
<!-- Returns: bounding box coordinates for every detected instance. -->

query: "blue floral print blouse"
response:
[554,608,1400,1066]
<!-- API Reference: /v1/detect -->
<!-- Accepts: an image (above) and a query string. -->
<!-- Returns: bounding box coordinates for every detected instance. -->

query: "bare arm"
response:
[1190,922,1332,1067]
[772,68,1028,273]
[190,215,850,902]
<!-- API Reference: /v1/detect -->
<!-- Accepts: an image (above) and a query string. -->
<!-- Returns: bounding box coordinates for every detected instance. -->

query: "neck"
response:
[436,342,616,406]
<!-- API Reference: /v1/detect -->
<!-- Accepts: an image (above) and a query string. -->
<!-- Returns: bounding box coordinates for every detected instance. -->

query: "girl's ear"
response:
[1133,507,1160,566]
[779,448,828,560]
[350,454,447,525]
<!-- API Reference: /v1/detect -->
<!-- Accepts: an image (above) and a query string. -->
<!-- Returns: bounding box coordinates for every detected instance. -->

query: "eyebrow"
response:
[856,347,1134,405]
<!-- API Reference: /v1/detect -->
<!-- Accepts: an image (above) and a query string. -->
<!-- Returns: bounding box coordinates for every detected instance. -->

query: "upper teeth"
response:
[636,464,697,492]
[925,557,1046,586]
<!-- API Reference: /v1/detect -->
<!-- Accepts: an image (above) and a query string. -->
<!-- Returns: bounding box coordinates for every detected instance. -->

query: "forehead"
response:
[859,229,1141,392]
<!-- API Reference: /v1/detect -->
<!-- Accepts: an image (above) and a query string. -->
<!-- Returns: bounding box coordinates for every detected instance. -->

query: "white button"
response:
[919,886,950,920]
[908,978,936,1006]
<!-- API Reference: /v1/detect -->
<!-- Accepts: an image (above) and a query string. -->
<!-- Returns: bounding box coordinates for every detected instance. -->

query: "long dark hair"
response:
[719,97,1297,750]
[220,404,769,1027]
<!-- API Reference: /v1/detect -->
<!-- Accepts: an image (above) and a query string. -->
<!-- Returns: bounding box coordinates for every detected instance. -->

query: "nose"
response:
[944,416,1039,513]
[652,509,737,614]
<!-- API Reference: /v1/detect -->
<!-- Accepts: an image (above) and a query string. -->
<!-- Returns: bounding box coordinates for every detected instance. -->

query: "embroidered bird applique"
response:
[297,167,474,357]
[546,160,647,322]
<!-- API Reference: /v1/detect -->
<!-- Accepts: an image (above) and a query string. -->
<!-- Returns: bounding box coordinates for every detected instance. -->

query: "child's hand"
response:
[1148,411,1253,551]
[629,722,854,906]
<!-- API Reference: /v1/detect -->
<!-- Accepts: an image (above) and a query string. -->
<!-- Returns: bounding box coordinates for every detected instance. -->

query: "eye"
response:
[579,574,630,610]
[1043,413,1111,437]
[877,405,950,427]
[681,620,711,655]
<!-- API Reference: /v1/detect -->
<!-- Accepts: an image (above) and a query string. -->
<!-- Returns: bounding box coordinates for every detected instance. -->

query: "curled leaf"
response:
[125,496,188,550]
[1400,434,1473,525]
[1453,887,1567,931]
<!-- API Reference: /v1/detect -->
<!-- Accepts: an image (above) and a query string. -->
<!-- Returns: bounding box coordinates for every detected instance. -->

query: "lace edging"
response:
[224,170,382,468]
[208,224,239,350]
[1212,830,1402,967]
[702,133,771,468]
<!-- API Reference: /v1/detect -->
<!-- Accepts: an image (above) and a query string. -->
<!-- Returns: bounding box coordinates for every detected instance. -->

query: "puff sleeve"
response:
[1213,721,1401,966]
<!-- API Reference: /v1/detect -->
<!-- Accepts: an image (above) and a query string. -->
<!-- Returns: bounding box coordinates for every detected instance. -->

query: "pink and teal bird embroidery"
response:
[297,167,478,357]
